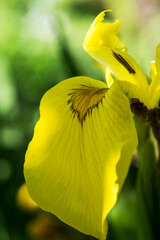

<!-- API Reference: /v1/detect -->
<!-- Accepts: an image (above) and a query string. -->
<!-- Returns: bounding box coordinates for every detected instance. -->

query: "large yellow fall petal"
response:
[149,43,160,107]
[83,11,149,105]
[24,77,137,240]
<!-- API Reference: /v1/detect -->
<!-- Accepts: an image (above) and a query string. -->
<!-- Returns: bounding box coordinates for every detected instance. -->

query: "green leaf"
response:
[137,139,160,240]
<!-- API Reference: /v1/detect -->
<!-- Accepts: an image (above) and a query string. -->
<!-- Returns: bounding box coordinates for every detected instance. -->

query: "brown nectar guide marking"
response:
[68,85,108,125]
[112,51,136,74]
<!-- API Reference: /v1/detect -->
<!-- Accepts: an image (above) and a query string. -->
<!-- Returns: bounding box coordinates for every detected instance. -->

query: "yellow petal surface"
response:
[83,11,149,105]
[149,43,160,107]
[105,68,150,108]
[24,77,137,240]
[105,67,115,87]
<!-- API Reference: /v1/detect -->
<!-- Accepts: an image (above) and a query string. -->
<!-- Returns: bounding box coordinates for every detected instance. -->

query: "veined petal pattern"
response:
[24,77,137,240]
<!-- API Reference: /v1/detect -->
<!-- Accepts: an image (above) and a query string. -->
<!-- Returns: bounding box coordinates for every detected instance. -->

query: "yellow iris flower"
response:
[24,10,160,240]
[16,183,38,212]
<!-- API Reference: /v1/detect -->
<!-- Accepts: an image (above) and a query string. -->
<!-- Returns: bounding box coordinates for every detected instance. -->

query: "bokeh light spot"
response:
[0,159,12,182]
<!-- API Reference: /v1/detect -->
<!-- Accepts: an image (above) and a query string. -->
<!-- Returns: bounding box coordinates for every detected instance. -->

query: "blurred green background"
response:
[1,0,160,239]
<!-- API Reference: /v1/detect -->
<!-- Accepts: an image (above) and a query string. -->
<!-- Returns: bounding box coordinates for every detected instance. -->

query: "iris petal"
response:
[83,11,149,106]
[150,43,160,107]
[24,77,137,240]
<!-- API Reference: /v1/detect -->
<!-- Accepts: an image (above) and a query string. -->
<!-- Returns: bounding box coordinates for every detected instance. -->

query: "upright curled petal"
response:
[24,77,137,240]
[149,43,160,107]
[83,11,149,105]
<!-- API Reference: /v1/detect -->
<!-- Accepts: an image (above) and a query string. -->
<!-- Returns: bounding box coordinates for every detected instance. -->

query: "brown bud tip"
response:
[130,98,148,121]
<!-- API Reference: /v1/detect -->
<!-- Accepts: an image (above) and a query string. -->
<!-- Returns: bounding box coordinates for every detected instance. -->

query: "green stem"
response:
[157,140,160,174]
